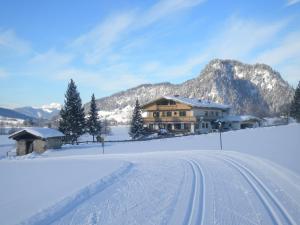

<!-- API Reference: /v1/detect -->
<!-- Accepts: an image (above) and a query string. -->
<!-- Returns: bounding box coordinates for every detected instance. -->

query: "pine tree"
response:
[87,94,102,142]
[290,81,300,122]
[129,99,145,139]
[59,79,86,144]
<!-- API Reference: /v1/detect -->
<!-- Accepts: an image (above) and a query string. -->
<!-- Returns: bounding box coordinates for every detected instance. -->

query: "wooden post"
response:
[219,130,222,150]
[101,137,105,154]
[218,121,223,150]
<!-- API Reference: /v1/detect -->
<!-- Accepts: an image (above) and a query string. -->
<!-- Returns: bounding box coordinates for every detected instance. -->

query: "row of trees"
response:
[59,79,103,143]
[58,79,145,143]
[290,81,300,123]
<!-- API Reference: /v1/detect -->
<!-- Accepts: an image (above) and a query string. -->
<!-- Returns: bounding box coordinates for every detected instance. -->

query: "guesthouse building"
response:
[141,95,231,134]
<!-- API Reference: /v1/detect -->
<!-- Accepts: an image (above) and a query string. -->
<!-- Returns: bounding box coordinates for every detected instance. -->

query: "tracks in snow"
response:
[184,159,206,225]
[220,156,297,225]
[21,162,134,225]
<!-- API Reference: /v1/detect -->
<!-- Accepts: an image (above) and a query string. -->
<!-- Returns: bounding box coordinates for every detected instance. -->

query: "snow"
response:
[143,95,231,110]
[0,157,125,224]
[0,135,15,158]
[98,105,133,124]
[221,114,261,122]
[0,124,299,225]
[41,103,62,113]
[9,127,64,139]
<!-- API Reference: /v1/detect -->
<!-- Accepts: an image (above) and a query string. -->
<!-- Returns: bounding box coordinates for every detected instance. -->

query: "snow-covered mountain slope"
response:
[0,124,299,225]
[14,103,61,120]
[0,107,34,121]
[87,59,294,123]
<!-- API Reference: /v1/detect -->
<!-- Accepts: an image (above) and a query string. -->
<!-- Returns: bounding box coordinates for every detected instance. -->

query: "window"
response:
[205,111,208,116]
[206,123,208,128]
[184,123,190,130]
[202,123,205,128]
[156,99,169,105]
[167,111,172,117]
[157,99,176,105]
[216,112,219,116]
[174,124,181,129]
[162,112,166,117]
[153,112,159,117]
[179,111,186,117]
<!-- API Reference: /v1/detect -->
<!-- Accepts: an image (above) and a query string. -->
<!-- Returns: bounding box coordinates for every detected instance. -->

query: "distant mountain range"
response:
[14,103,62,120]
[0,103,62,125]
[0,107,34,121]
[84,59,294,123]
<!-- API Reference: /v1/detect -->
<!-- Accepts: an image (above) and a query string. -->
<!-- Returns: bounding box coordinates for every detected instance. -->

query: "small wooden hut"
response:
[9,128,64,156]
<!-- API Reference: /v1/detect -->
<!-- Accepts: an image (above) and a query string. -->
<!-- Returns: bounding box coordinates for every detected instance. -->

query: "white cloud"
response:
[138,53,209,82]
[69,0,205,65]
[279,63,300,87]
[71,12,136,64]
[54,67,146,93]
[286,0,300,6]
[0,68,9,78]
[255,32,300,65]
[141,0,205,26]
[29,49,74,69]
[148,16,287,81]
[141,61,161,73]
[0,29,31,54]
[160,54,209,79]
[207,16,287,59]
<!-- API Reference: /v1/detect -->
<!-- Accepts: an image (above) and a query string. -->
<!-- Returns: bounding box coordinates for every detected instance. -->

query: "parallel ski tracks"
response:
[184,159,206,225]
[219,156,297,225]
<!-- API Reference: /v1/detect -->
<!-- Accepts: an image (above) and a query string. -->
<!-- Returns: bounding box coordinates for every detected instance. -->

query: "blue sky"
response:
[0,0,299,108]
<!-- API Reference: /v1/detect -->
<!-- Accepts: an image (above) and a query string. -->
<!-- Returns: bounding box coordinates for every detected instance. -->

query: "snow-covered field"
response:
[0,124,299,225]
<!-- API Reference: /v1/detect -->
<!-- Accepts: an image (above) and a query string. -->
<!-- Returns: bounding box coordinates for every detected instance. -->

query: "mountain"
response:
[85,59,294,123]
[14,103,61,120]
[0,107,34,121]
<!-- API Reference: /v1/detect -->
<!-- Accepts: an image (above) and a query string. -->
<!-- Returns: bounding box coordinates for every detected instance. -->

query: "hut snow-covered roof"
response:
[9,128,64,140]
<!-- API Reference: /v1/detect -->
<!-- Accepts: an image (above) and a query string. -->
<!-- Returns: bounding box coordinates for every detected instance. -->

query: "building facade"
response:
[142,95,231,134]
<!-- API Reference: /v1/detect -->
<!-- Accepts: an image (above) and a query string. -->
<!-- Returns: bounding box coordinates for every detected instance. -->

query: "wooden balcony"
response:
[143,116,196,123]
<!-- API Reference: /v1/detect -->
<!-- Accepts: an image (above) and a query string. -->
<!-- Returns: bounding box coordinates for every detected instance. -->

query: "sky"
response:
[0,0,300,108]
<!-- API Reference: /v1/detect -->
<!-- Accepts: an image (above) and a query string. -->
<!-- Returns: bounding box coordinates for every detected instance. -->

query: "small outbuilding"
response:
[9,128,64,156]
[221,115,262,130]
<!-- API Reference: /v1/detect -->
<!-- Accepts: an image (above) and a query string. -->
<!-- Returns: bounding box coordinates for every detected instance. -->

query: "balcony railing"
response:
[143,116,196,123]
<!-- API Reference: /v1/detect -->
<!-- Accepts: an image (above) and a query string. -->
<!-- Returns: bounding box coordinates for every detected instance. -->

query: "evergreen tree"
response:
[290,81,300,122]
[87,94,102,142]
[129,99,145,139]
[59,79,86,144]
[102,117,112,136]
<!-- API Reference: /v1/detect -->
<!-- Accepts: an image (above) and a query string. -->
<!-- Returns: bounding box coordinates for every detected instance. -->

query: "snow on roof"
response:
[220,115,261,122]
[143,95,230,110]
[9,127,64,139]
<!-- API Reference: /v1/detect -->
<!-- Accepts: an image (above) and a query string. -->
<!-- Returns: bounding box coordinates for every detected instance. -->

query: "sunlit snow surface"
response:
[0,124,299,225]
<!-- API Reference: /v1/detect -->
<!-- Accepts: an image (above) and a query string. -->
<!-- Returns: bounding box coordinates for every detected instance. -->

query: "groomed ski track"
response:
[20,151,300,225]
